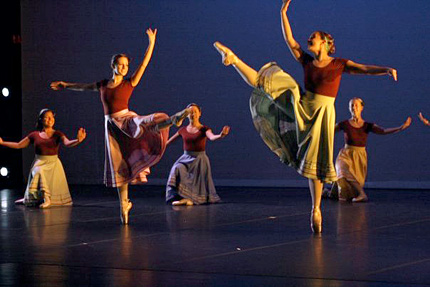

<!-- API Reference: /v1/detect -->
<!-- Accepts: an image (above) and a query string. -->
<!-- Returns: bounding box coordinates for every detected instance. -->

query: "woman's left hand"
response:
[77,128,87,142]
[146,28,157,44]
[220,126,230,137]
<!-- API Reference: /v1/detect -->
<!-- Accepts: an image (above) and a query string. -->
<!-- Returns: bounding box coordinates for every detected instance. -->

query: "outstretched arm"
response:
[372,117,411,135]
[206,126,230,141]
[166,132,180,146]
[130,28,157,87]
[344,60,397,81]
[0,137,30,149]
[418,112,430,126]
[280,0,304,61]
[50,81,98,92]
[62,128,87,147]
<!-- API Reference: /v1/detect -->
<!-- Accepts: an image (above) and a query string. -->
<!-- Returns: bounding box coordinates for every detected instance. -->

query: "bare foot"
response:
[213,41,237,66]
[352,194,368,203]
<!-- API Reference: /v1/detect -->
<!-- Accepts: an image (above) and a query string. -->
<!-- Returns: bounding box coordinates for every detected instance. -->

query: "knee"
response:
[154,113,169,121]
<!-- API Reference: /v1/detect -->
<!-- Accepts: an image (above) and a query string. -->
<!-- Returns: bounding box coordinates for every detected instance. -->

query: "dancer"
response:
[50,28,190,224]
[0,109,86,208]
[213,0,397,233]
[166,103,230,206]
[331,98,411,202]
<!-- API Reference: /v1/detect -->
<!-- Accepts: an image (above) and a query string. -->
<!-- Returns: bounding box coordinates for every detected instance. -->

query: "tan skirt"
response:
[24,155,72,207]
[104,109,169,187]
[335,144,367,198]
[250,62,337,182]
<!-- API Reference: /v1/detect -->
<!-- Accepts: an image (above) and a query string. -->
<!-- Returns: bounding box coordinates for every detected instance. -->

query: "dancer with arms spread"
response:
[331,98,411,202]
[0,109,86,208]
[166,103,230,206]
[51,28,190,224]
[214,0,397,233]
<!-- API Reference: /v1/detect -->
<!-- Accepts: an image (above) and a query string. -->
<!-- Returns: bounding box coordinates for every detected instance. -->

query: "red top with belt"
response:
[178,126,210,152]
[300,52,349,98]
[338,120,376,147]
[97,79,134,115]
[27,131,65,155]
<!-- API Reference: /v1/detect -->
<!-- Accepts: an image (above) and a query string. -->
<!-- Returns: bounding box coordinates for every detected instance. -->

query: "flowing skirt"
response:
[24,155,72,207]
[250,62,337,182]
[104,109,169,187]
[166,151,221,204]
[335,144,367,199]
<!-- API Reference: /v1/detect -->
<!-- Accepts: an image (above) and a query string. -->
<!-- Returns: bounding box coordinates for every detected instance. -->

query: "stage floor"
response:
[1,185,429,286]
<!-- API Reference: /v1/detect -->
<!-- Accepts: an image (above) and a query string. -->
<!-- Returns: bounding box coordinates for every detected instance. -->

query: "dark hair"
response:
[36,108,55,131]
[110,53,131,69]
[186,103,201,112]
[350,97,365,107]
[316,31,335,55]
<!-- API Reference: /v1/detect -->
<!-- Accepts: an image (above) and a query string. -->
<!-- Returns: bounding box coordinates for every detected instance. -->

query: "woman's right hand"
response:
[146,28,157,44]
[50,81,67,90]
[418,112,429,126]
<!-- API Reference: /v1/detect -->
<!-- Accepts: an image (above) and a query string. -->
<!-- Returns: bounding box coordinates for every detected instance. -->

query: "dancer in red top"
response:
[51,28,190,224]
[166,103,230,206]
[331,98,411,202]
[214,0,397,233]
[0,109,86,208]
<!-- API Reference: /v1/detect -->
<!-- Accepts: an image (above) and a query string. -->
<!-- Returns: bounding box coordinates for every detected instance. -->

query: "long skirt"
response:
[24,155,72,207]
[166,151,221,204]
[335,145,367,199]
[104,109,169,187]
[250,62,337,182]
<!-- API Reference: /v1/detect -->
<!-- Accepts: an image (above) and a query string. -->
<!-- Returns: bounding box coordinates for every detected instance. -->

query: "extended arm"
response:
[166,132,180,146]
[0,137,30,149]
[280,0,303,61]
[62,128,87,147]
[50,81,98,92]
[345,60,397,81]
[206,126,230,141]
[372,117,411,135]
[130,28,157,87]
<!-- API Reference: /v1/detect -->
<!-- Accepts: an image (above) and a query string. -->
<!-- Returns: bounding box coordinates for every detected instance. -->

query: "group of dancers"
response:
[0,0,426,233]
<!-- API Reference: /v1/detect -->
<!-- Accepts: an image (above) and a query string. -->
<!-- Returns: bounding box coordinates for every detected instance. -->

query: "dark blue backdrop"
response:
[20,0,430,188]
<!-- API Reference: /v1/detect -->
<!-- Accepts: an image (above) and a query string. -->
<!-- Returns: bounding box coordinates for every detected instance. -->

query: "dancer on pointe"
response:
[165,103,230,206]
[0,109,86,208]
[51,28,190,224]
[329,98,411,202]
[213,0,397,233]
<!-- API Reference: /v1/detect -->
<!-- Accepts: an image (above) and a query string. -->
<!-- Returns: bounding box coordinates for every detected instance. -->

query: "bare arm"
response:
[206,126,230,141]
[166,132,180,146]
[130,28,157,87]
[280,0,303,61]
[371,117,411,135]
[62,128,87,147]
[50,81,98,92]
[0,137,30,149]
[344,60,397,81]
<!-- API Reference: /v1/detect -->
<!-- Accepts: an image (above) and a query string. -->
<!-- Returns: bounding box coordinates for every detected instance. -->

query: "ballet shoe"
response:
[120,199,132,225]
[310,207,322,233]
[352,194,368,203]
[171,108,191,127]
[172,198,194,206]
[213,41,237,66]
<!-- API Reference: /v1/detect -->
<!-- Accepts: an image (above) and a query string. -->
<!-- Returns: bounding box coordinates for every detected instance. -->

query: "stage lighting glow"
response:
[2,88,9,97]
[0,167,8,177]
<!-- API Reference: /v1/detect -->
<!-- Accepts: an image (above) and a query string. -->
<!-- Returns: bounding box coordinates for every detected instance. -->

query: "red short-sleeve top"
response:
[338,120,375,147]
[97,79,134,115]
[300,52,349,98]
[27,130,65,155]
[178,126,210,152]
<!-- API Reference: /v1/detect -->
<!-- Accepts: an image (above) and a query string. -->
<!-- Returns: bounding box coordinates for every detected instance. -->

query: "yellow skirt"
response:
[250,62,337,182]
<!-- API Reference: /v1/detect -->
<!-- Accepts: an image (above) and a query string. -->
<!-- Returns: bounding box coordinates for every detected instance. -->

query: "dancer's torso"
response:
[98,79,134,115]
[27,130,64,155]
[179,126,210,152]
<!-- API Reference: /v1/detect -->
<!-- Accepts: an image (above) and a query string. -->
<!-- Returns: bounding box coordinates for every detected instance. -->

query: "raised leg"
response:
[309,178,323,233]
[117,183,132,225]
[213,41,258,88]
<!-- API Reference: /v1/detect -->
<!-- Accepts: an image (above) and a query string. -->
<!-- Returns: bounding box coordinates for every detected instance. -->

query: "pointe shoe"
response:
[120,199,133,225]
[310,207,322,233]
[213,41,237,66]
[171,108,191,127]
[352,194,368,203]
